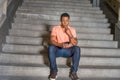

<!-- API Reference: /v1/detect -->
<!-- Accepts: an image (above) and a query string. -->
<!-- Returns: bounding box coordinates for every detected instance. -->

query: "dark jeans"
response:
[48,45,81,73]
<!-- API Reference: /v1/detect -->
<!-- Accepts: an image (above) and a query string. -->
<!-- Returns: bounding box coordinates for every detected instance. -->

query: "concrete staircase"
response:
[0,0,120,80]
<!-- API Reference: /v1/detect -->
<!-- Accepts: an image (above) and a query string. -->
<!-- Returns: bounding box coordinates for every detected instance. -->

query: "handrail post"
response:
[118,3,120,22]
[115,22,120,48]
[92,0,100,7]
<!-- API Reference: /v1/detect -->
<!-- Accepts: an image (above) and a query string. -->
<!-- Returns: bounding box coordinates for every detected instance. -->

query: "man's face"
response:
[61,17,70,28]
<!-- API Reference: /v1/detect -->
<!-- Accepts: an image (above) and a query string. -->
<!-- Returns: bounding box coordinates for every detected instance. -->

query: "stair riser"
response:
[6,36,116,48]
[19,7,103,14]
[2,45,120,56]
[15,17,108,24]
[20,3,99,12]
[17,10,105,19]
[14,18,110,28]
[8,30,113,40]
[2,42,118,54]
[12,24,111,34]
[23,1,92,7]
[24,0,91,4]
[22,3,92,8]
[16,13,108,23]
[1,54,120,66]
[26,0,90,1]
[0,66,120,78]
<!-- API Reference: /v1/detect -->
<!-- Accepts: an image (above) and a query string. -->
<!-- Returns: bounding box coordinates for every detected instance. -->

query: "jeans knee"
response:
[48,45,56,52]
[73,46,81,55]
[48,45,57,57]
[74,46,80,51]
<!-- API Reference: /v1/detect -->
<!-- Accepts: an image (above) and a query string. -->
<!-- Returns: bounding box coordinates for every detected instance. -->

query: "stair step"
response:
[16,13,108,23]
[77,40,118,48]
[22,2,92,7]
[12,23,111,34]
[6,36,116,48]
[19,7,103,14]
[14,17,108,24]
[24,0,91,4]
[9,30,113,40]
[6,36,44,45]
[2,44,44,54]
[2,43,118,54]
[9,29,49,37]
[0,65,120,78]
[2,45,120,57]
[18,6,103,15]
[0,76,73,80]
[25,0,89,2]
[14,18,110,28]
[17,10,105,19]
[20,3,99,10]
[0,76,119,80]
[1,53,120,66]
[0,76,49,80]
[23,1,92,7]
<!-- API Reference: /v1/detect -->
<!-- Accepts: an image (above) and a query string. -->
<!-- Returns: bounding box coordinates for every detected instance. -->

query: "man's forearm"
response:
[69,37,78,46]
[51,40,63,47]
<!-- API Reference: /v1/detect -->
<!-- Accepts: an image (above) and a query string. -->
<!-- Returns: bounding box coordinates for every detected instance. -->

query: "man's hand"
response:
[64,28,78,46]
[50,36,72,48]
[62,42,72,48]
[65,28,73,37]
[70,38,78,46]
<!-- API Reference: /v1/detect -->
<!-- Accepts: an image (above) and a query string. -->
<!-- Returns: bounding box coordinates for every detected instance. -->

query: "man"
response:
[48,13,80,80]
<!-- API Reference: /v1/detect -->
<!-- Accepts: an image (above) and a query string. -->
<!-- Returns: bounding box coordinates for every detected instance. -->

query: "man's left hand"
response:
[65,28,73,37]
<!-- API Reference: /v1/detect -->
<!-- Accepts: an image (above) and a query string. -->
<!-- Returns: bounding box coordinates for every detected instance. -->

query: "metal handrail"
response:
[115,22,120,48]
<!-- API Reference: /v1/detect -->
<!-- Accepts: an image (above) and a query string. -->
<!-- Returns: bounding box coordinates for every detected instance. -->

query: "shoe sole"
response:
[49,76,57,80]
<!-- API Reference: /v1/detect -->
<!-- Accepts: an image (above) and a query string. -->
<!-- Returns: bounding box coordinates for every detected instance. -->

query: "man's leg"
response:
[71,46,80,73]
[57,46,80,73]
[69,46,81,80]
[48,45,63,80]
[48,45,58,73]
[48,45,80,79]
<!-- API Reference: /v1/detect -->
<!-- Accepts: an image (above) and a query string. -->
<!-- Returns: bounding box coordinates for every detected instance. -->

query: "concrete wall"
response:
[105,0,120,21]
[0,0,23,51]
[105,0,119,14]
[0,0,7,17]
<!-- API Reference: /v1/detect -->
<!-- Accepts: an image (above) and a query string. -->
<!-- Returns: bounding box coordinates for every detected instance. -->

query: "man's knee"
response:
[73,46,80,51]
[48,45,56,51]
[73,46,81,55]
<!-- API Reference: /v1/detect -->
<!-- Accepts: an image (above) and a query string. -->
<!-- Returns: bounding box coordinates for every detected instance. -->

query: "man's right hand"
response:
[62,42,72,48]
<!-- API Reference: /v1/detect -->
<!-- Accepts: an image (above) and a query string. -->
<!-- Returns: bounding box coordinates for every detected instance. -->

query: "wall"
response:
[105,0,120,14]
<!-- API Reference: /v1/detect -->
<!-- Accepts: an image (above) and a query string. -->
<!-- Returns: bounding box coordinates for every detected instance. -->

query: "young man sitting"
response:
[48,13,81,80]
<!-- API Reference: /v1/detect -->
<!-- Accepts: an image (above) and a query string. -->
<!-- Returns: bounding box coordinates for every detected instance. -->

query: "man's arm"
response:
[70,37,78,46]
[50,36,63,47]
[65,28,78,46]
[50,35,70,48]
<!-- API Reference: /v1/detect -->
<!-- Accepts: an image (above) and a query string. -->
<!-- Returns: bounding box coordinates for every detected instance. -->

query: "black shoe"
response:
[49,72,57,80]
[70,73,80,80]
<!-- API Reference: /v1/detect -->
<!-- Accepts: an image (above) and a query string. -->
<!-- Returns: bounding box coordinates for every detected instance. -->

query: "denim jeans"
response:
[48,45,81,73]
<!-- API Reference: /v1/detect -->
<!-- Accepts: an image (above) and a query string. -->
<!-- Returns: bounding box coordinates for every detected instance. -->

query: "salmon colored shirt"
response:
[51,25,76,43]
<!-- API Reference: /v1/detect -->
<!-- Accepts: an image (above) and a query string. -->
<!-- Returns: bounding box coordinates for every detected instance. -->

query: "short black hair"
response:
[60,13,70,21]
